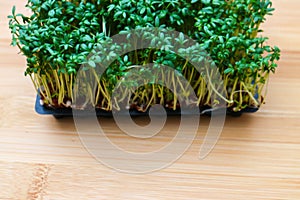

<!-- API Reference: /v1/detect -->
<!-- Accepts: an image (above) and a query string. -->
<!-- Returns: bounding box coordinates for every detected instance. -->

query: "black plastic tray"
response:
[35,95,259,118]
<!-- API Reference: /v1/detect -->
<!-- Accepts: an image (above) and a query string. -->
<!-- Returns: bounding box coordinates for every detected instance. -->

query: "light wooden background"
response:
[1,1,300,199]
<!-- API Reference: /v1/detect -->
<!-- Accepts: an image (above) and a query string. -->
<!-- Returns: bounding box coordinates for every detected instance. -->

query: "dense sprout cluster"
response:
[9,0,280,111]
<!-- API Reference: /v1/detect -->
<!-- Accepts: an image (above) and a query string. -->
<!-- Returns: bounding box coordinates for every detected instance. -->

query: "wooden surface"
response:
[1,1,300,199]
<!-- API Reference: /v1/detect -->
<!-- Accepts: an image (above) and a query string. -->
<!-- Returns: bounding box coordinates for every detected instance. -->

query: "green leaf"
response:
[204,25,213,36]
[12,6,16,16]
[48,10,55,17]
[201,0,211,5]
[107,4,115,12]
[88,60,96,68]
[140,7,146,15]
[123,55,128,62]
[155,16,160,27]
[224,68,234,74]
[83,35,92,41]
[218,36,224,43]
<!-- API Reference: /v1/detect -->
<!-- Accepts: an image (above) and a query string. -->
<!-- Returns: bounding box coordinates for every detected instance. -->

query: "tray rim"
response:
[35,95,259,118]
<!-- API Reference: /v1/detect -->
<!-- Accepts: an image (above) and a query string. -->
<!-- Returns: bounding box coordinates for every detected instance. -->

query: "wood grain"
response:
[1,0,300,199]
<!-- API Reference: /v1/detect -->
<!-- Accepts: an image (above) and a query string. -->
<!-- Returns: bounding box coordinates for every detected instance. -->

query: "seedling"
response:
[8,0,280,114]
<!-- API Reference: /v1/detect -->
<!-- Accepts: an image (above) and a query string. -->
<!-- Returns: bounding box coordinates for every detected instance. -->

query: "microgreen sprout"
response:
[9,0,280,112]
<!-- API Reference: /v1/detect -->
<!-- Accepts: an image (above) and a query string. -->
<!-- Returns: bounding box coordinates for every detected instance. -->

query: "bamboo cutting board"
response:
[1,0,300,199]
